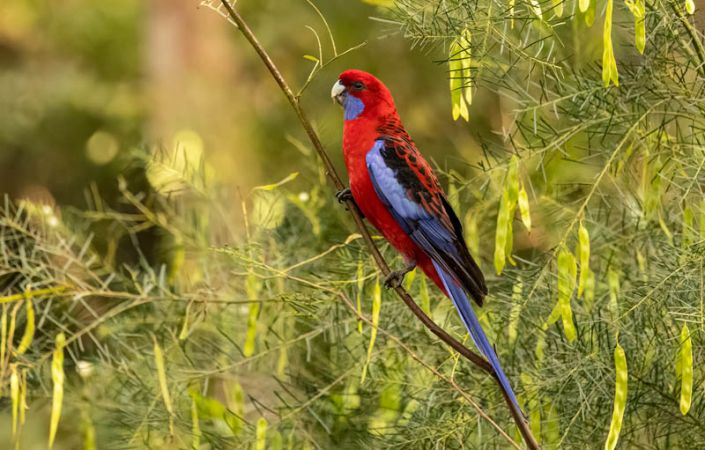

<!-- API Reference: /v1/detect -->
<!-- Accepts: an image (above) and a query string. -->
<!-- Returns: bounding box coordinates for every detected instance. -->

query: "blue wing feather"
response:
[366,139,485,301]
[431,260,523,415]
[366,138,523,415]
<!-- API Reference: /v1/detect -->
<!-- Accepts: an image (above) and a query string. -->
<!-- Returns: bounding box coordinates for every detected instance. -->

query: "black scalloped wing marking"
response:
[375,121,487,305]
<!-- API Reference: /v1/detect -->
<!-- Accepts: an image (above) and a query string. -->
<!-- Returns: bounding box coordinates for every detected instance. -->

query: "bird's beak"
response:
[331,80,346,106]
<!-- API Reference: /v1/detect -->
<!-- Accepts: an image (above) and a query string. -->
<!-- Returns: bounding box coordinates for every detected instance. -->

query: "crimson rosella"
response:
[331,69,521,412]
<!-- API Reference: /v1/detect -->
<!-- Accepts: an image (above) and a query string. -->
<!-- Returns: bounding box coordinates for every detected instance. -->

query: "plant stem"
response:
[216,2,539,448]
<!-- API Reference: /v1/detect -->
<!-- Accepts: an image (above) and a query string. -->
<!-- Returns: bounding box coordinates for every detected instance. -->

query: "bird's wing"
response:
[365,136,488,305]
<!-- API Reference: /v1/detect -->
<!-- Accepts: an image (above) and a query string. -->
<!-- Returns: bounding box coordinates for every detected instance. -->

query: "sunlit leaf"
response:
[81,409,96,450]
[153,337,174,435]
[602,0,619,87]
[625,0,646,54]
[551,0,563,17]
[678,324,693,415]
[508,278,523,346]
[361,276,382,383]
[16,289,35,354]
[49,333,66,448]
[605,343,628,450]
[244,270,262,357]
[557,247,577,342]
[10,364,19,437]
[255,417,267,450]
[419,274,431,316]
[518,185,531,231]
[356,260,365,333]
[577,222,591,298]
[685,0,695,14]
[585,0,596,26]
[608,268,620,329]
[253,172,299,191]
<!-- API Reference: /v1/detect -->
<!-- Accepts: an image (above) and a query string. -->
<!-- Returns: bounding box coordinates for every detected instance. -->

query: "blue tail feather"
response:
[432,261,523,415]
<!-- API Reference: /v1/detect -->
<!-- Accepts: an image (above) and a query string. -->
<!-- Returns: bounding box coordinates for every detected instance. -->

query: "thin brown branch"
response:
[214,2,539,448]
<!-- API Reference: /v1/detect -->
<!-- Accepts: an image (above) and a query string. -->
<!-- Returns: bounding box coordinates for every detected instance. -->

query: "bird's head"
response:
[331,70,396,121]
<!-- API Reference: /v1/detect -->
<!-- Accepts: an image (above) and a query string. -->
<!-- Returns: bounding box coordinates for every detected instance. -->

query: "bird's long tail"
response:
[431,260,523,415]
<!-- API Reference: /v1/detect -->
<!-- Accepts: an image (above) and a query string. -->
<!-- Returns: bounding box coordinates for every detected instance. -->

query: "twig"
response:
[214,2,539,448]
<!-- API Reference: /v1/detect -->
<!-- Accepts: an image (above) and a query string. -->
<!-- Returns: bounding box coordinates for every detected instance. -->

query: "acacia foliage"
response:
[0,0,704,449]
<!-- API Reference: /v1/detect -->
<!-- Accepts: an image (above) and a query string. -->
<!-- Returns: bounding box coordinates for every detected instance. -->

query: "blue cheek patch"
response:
[344,95,365,120]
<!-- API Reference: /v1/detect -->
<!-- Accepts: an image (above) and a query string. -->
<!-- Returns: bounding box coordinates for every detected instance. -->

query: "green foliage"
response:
[1,0,705,448]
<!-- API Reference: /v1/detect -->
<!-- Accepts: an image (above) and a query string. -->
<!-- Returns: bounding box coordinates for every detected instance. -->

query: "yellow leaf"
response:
[1,304,7,367]
[557,247,578,342]
[585,0,597,26]
[624,0,646,54]
[605,343,628,450]
[356,260,365,333]
[464,211,480,258]
[81,409,96,450]
[419,274,431,316]
[19,369,27,426]
[253,172,299,191]
[256,417,268,450]
[449,30,471,121]
[361,277,382,383]
[403,266,416,291]
[518,186,531,231]
[602,0,619,87]
[508,279,523,346]
[510,0,516,28]
[678,324,693,415]
[608,268,620,331]
[577,223,591,298]
[579,0,590,12]
[552,0,563,17]
[16,290,34,355]
[243,270,262,357]
[494,190,511,274]
[685,0,695,14]
[49,333,66,448]
[11,364,19,437]
[153,337,174,435]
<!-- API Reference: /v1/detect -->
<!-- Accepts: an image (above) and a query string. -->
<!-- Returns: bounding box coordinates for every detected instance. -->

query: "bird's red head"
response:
[331,70,396,121]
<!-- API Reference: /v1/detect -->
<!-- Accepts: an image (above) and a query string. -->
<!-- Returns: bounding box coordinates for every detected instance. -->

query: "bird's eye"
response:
[352,81,365,90]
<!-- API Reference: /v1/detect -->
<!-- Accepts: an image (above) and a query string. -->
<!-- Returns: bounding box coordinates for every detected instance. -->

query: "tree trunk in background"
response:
[144,0,261,214]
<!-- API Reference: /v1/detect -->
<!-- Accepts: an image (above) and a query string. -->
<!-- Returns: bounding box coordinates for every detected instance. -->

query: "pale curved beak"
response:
[331,80,346,106]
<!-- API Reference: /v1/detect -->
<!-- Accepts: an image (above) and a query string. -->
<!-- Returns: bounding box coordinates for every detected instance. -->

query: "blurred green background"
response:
[2,0,705,449]
[0,0,499,212]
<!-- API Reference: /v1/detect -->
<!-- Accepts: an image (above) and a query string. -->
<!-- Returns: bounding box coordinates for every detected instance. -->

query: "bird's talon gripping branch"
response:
[336,187,354,203]
[383,263,416,289]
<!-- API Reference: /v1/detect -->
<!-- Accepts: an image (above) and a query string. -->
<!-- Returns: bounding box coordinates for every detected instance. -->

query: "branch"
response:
[214,2,539,448]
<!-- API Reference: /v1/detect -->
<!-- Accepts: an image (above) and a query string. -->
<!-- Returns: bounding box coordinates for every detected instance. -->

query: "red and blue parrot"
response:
[331,69,521,412]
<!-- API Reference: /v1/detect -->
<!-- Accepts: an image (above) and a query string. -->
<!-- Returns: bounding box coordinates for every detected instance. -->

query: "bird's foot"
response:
[383,262,416,289]
[336,187,354,203]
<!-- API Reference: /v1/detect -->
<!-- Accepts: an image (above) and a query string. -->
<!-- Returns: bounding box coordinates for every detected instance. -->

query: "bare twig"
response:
[214,2,539,448]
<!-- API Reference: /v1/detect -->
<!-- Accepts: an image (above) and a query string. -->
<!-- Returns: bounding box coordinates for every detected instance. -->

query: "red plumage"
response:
[337,70,448,295]
[334,70,523,414]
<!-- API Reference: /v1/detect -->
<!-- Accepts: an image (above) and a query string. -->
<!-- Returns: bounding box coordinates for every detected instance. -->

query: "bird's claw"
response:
[383,271,404,289]
[383,263,416,289]
[336,188,354,203]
